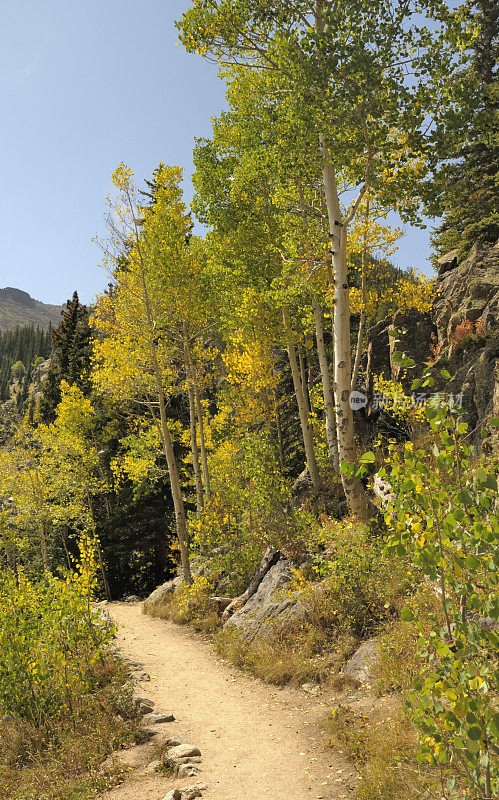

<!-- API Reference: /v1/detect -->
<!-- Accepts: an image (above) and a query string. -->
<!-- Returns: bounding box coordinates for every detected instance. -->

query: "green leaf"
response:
[401,607,415,622]
[467,726,482,741]
[359,451,375,464]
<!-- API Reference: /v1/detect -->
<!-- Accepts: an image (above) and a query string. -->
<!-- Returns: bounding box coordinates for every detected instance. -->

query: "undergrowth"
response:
[0,541,142,800]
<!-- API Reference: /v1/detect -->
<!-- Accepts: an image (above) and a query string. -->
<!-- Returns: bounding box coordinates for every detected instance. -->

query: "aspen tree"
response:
[179,0,466,519]
[92,165,193,582]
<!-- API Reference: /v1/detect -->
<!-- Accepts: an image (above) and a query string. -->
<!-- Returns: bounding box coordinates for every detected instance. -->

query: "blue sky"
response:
[0,0,435,305]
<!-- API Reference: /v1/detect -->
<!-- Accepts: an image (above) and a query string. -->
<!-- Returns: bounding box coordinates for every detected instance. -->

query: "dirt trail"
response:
[104,603,358,800]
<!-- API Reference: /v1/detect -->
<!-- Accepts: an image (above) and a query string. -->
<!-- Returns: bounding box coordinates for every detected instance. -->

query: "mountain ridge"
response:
[0,286,62,331]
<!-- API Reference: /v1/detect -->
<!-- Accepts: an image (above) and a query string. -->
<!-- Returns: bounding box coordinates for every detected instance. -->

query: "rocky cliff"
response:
[365,240,499,441]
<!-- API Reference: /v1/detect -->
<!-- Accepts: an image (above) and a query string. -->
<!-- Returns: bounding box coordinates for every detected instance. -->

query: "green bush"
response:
[0,564,112,726]
[381,370,498,800]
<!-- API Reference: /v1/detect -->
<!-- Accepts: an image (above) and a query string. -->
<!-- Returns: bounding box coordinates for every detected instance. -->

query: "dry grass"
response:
[0,655,142,800]
[327,701,440,800]
[215,617,358,686]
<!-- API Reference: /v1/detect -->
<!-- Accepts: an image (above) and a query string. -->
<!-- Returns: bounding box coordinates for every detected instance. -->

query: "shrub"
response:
[0,535,141,799]
[189,430,318,593]
[450,318,489,351]
[0,551,113,726]
[381,371,499,799]
[327,701,438,800]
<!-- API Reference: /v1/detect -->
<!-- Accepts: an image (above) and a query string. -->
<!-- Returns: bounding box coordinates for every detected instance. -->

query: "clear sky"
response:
[0,0,435,305]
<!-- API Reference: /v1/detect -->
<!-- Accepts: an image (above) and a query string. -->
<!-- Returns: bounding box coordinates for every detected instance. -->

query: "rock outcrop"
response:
[433,241,499,441]
[365,241,498,442]
[366,309,437,397]
[225,555,306,642]
[143,576,183,613]
[434,241,499,345]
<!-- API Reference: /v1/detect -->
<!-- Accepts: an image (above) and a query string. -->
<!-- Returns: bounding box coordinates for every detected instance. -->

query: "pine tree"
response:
[39,292,92,422]
[432,0,498,260]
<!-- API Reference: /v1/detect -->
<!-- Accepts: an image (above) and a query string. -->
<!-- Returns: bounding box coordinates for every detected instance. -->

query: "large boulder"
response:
[225,556,306,642]
[389,309,437,390]
[143,576,183,613]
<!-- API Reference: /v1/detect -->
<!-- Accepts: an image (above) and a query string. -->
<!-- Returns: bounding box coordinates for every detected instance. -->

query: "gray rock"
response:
[226,556,306,643]
[144,576,183,610]
[162,791,182,800]
[434,241,499,343]
[123,594,141,602]
[177,763,202,778]
[165,736,186,747]
[366,309,437,398]
[145,758,162,773]
[291,467,313,499]
[135,697,155,715]
[91,601,113,630]
[140,725,160,738]
[168,743,201,760]
[301,682,320,696]
[437,248,459,277]
[143,711,175,724]
[343,639,380,685]
[174,756,202,764]
[183,789,203,800]
[183,786,208,798]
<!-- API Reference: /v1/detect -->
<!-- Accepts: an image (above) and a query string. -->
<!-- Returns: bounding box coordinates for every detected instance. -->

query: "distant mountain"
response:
[0,287,62,332]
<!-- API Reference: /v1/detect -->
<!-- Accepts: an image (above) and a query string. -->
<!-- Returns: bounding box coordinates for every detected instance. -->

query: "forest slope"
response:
[0,287,62,331]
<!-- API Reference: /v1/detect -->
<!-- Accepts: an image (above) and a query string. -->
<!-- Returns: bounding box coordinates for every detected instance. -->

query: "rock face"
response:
[434,241,499,344]
[366,309,437,396]
[433,242,499,441]
[225,556,306,642]
[364,241,498,443]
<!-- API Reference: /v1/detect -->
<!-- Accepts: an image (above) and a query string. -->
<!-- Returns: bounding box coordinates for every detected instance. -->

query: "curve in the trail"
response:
[105,602,358,800]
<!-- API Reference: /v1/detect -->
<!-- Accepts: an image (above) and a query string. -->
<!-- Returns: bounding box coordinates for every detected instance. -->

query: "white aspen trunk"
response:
[313,301,340,472]
[351,191,370,390]
[32,472,49,571]
[187,382,204,516]
[307,352,315,415]
[86,493,112,601]
[131,219,192,583]
[157,386,193,584]
[320,140,373,522]
[283,309,321,489]
[194,381,211,500]
[182,322,211,501]
[60,525,72,570]
[38,519,49,571]
[298,344,310,415]
[274,399,285,472]
[183,323,204,516]
[95,537,112,601]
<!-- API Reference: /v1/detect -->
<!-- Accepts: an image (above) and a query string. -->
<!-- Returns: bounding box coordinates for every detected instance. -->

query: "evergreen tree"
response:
[0,325,52,405]
[431,0,498,260]
[39,292,92,422]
